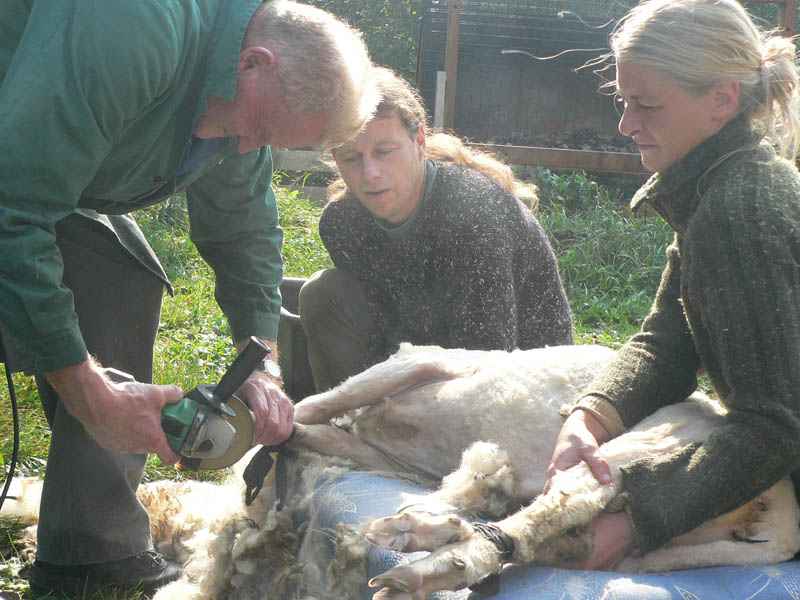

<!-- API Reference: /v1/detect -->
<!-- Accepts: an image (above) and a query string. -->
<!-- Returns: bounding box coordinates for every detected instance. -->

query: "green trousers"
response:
[34,214,165,565]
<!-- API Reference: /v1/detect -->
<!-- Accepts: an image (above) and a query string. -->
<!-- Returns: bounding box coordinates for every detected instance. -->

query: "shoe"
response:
[28,550,182,598]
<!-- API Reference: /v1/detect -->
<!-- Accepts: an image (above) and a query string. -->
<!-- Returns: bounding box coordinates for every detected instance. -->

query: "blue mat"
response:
[305,471,800,600]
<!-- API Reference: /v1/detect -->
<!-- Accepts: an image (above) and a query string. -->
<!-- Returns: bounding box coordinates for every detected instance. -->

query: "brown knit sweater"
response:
[319,161,574,366]
[577,115,800,554]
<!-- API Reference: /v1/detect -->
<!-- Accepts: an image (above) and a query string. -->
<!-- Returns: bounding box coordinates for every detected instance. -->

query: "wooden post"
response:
[433,71,447,129]
[443,0,460,131]
[781,0,798,33]
[744,0,797,34]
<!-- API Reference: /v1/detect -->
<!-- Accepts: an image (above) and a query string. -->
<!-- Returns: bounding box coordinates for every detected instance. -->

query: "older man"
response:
[0,0,374,596]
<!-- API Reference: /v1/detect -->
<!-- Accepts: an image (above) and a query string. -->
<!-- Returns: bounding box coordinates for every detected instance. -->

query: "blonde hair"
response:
[327,67,538,206]
[608,0,800,159]
[246,0,378,149]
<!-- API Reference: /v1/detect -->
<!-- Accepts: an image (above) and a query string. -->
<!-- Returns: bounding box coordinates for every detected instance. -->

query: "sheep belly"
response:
[352,345,608,490]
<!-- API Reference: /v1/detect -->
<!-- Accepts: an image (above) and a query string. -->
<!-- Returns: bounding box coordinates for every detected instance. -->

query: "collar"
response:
[630,114,761,233]
[195,0,263,118]
[166,136,232,180]
[375,159,438,241]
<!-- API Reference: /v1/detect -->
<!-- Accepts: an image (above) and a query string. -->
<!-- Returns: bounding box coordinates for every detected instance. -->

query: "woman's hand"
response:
[560,511,636,571]
[544,408,613,493]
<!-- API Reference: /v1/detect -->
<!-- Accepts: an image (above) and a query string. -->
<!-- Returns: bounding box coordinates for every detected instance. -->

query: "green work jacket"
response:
[0,0,284,374]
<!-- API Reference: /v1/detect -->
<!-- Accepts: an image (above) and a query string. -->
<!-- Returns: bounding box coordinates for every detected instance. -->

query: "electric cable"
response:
[0,362,19,513]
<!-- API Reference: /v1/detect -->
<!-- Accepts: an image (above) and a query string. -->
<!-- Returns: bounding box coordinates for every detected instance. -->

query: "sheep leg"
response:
[369,461,621,597]
[366,441,516,552]
[289,423,412,473]
[495,461,621,563]
[369,533,503,599]
[294,352,474,424]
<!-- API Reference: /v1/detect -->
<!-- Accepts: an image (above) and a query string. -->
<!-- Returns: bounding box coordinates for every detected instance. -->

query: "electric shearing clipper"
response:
[107,336,268,470]
[161,336,268,470]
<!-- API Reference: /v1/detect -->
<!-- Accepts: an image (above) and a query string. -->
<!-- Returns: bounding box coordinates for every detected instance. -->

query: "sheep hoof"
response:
[366,513,416,551]
[732,532,768,544]
[371,587,414,599]
[365,528,412,552]
[369,565,422,592]
[366,509,473,552]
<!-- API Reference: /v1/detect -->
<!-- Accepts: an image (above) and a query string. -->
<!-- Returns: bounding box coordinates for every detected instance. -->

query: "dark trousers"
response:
[34,214,164,565]
[297,268,375,392]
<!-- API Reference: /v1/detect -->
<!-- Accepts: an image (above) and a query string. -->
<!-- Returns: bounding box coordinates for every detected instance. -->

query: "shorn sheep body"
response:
[292,343,800,598]
[3,343,798,599]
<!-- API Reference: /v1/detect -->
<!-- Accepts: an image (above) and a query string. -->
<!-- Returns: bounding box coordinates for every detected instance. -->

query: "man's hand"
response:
[45,360,184,465]
[233,337,295,446]
[544,408,613,493]
[236,371,294,446]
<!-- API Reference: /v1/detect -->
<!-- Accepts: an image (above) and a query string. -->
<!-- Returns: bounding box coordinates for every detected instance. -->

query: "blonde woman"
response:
[299,67,573,392]
[546,0,800,570]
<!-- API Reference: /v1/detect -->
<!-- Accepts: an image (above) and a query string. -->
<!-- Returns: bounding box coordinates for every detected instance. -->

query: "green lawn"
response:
[0,169,670,598]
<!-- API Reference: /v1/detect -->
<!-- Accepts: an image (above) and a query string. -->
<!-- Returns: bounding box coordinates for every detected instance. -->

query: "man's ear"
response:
[710,79,740,122]
[239,46,277,73]
[415,125,426,160]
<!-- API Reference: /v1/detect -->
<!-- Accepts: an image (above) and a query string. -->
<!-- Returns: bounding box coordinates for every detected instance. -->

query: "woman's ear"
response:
[710,79,740,122]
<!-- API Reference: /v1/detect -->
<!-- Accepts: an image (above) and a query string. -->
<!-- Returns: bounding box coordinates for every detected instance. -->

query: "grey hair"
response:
[609,0,800,158]
[245,0,378,149]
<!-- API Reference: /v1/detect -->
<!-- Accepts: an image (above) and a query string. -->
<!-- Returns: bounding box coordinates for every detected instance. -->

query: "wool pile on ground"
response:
[1,450,380,600]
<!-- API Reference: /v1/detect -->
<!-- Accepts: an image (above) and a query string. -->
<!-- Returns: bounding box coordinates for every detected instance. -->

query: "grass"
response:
[531,169,670,342]
[0,169,671,597]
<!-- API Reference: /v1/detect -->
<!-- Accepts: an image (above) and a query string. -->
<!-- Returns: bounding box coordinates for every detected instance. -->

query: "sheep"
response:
[292,342,614,496]
[4,343,798,600]
[288,343,800,599]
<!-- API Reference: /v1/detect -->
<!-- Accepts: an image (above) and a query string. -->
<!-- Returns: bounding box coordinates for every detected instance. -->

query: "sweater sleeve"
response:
[318,200,366,275]
[318,199,399,361]
[580,242,701,428]
[622,164,800,553]
[0,2,181,372]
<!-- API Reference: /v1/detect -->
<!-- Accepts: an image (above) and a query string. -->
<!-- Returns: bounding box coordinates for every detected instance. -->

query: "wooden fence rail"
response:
[272,145,648,202]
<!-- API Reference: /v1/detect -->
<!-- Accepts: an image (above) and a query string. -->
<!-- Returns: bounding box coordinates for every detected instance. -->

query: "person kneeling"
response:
[299,67,574,392]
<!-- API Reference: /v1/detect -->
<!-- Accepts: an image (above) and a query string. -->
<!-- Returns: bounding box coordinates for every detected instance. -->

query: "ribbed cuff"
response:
[572,394,626,439]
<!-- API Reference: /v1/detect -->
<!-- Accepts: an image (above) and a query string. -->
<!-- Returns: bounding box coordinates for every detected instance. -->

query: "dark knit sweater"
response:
[581,115,800,554]
[318,161,574,365]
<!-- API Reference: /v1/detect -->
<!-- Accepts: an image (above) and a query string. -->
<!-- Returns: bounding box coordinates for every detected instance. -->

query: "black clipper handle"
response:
[214,336,270,402]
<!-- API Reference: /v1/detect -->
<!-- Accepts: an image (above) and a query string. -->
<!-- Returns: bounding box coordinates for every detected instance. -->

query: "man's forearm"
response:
[44,358,106,425]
